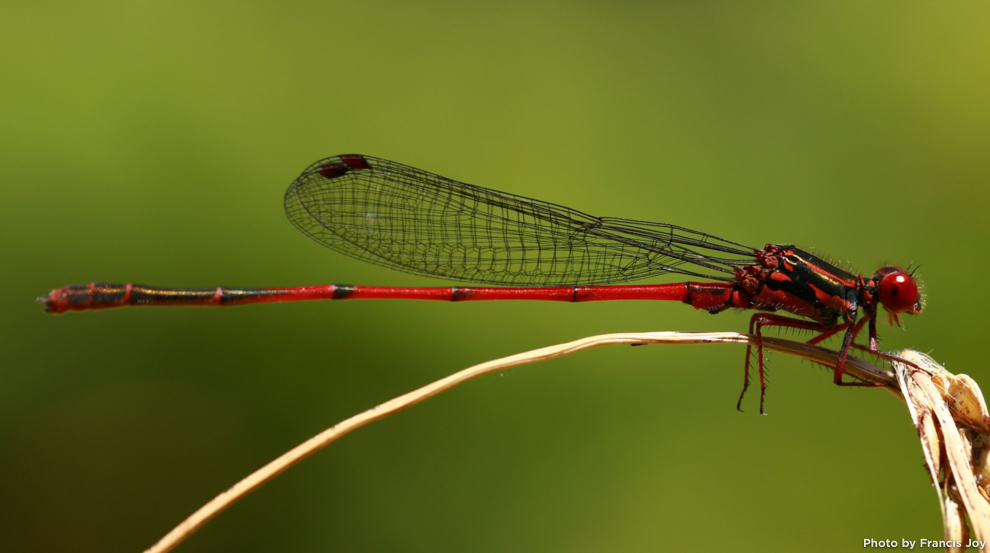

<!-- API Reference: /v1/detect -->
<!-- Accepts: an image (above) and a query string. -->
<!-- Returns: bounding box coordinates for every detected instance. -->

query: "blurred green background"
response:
[3,2,988,552]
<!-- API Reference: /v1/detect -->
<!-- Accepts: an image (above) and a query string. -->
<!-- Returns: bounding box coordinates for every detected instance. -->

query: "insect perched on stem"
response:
[40,154,924,413]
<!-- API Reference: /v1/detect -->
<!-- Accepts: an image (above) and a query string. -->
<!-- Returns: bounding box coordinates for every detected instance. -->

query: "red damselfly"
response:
[40,154,924,413]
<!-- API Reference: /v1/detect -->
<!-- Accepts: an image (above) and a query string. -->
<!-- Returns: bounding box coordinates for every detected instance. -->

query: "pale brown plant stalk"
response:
[144,332,969,553]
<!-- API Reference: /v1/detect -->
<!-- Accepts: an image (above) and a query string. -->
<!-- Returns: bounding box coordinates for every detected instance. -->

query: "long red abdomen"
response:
[39,282,750,314]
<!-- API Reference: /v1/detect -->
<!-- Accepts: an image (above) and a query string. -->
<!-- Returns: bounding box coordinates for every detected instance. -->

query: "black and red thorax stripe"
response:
[733,245,866,327]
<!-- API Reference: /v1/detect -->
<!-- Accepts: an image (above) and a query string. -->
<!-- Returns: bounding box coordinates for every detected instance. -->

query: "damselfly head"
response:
[874,266,924,324]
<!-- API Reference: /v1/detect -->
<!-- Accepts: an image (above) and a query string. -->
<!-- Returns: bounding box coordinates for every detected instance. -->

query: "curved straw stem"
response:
[144,331,896,553]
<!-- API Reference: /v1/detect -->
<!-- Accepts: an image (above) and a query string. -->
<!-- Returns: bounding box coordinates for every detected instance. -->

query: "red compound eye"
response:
[877,271,920,314]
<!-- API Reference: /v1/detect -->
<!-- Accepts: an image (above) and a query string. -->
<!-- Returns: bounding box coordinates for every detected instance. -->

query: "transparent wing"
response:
[284,154,757,286]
